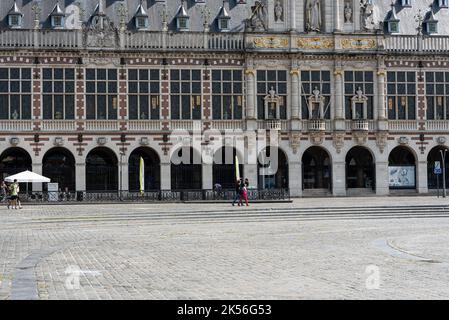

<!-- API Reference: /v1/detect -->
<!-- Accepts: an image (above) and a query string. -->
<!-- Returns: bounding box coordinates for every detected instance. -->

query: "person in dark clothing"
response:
[232,179,242,206]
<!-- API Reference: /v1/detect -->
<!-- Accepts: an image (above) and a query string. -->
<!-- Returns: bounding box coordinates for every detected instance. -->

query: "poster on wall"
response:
[388,166,416,188]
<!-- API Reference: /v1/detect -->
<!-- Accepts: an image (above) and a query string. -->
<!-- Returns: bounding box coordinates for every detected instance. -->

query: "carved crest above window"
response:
[83,0,118,48]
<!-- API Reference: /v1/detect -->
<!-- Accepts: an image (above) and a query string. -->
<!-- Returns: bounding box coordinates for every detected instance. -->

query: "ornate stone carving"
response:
[290,132,301,154]
[437,136,447,145]
[341,38,376,50]
[54,137,64,147]
[253,37,289,49]
[305,0,322,32]
[398,136,409,145]
[344,2,353,23]
[274,0,284,22]
[297,37,334,50]
[83,3,118,48]
[310,131,325,145]
[353,131,368,145]
[360,0,376,31]
[307,87,326,119]
[97,137,107,145]
[140,137,149,146]
[376,131,388,153]
[10,137,20,146]
[333,132,345,154]
[246,1,267,31]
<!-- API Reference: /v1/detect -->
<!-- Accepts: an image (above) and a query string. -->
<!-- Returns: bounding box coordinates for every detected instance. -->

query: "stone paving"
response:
[1,196,449,300]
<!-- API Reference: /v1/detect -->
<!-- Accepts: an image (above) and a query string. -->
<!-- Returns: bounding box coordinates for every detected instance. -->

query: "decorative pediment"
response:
[83,1,118,48]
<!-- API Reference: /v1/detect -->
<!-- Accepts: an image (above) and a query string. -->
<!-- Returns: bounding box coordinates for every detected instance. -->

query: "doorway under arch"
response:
[171,147,202,190]
[86,147,118,191]
[388,146,416,189]
[345,146,375,191]
[302,146,332,192]
[128,147,161,191]
[257,147,289,190]
[42,147,76,191]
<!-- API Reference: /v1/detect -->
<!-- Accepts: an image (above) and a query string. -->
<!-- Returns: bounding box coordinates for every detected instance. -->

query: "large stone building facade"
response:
[1,0,449,197]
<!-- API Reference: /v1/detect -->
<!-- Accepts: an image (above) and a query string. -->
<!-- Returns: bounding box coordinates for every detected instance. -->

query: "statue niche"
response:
[305,0,322,32]
[308,87,325,119]
[351,87,368,119]
[246,1,268,31]
[274,0,284,22]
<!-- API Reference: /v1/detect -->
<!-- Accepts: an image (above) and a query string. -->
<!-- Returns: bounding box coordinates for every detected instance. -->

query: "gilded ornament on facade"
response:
[340,38,376,50]
[297,37,334,50]
[253,37,289,49]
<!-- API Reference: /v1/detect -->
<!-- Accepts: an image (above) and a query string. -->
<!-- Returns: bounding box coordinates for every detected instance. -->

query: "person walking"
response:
[232,179,242,206]
[9,179,20,210]
[239,178,249,207]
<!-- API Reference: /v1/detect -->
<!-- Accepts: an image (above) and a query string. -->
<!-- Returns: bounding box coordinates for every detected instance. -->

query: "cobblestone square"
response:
[1,197,449,300]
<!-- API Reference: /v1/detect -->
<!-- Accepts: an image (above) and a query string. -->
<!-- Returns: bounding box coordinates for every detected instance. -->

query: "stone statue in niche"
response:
[274,0,284,22]
[344,2,353,23]
[305,0,322,32]
[360,0,375,30]
[246,1,268,31]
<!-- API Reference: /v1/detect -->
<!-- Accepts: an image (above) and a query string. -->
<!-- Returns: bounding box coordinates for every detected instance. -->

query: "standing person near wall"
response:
[239,178,249,207]
[9,180,19,210]
[232,179,242,206]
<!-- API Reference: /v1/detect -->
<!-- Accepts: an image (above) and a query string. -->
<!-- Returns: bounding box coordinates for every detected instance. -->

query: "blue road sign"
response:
[435,161,442,175]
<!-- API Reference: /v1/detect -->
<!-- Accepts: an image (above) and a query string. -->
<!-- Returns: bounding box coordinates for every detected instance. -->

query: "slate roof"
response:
[0,0,448,35]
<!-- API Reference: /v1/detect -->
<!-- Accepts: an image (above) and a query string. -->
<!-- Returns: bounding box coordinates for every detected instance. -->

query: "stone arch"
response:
[302,146,332,191]
[345,146,376,190]
[170,147,202,190]
[257,146,289,190]
[213,147,244,189]
[0,147,33,192]
[388,146,417,190]
[128,146,161,192]
[42,147,76,191]
[85,147,118,191]
[427,145,449,190]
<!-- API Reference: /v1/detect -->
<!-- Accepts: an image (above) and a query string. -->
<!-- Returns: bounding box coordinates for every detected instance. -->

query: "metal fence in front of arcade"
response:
[16,189,290,203]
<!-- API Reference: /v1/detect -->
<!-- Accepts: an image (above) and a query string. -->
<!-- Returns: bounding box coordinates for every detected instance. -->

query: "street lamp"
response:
[440,149,447,198]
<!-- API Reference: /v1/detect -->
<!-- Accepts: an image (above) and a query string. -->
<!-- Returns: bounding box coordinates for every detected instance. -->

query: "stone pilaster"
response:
[375,161,389,196]
[202,163,213,190]
[332,161,347,196]
[290,68,300,119]
[289,161,302,197]
[76,163,86,191]
[417,160,428,194]
[160,163,171,190]
[32,163,43,192]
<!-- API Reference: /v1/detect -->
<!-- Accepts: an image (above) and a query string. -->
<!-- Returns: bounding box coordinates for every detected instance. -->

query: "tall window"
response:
[43,68,75,120]
[344,71,374,119]
[301,70,331,119]
[128,69,160,120]
[212,70,243,120]
[387,71,416,120]
[257,70,287,119]
[86,69,118,120]
[170,69,201,120]
[0,68,32,120]
[426,72,449,120]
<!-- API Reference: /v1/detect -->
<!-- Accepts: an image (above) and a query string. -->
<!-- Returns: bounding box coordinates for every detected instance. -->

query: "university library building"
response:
[0,0,449,200]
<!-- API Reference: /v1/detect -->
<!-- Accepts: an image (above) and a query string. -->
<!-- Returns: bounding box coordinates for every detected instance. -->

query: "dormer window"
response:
[8,2,23,28]
[386,4,400,34]
[217,1,231,31]
[401,0,412,7]
[424,10,438,34]
[134,1,149,30]
[439,0,449,8]
[175,1,190,31]
[50,3,65,29]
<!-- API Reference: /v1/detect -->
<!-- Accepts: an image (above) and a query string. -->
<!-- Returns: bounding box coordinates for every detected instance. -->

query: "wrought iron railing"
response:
[18,189,290,203]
